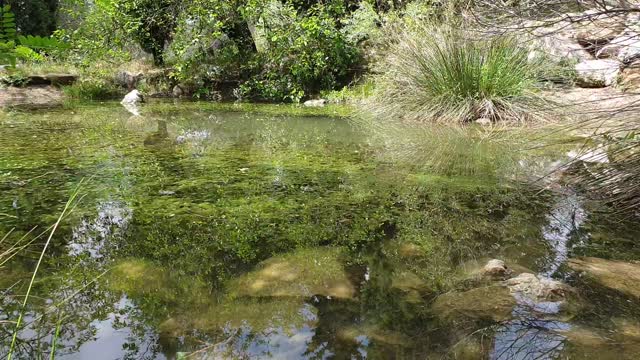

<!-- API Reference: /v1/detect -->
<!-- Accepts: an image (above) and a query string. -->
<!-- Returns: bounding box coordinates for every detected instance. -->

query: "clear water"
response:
[1,102,639,359]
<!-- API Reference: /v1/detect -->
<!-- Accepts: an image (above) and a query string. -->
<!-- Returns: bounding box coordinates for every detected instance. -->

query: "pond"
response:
[1,102,640,359]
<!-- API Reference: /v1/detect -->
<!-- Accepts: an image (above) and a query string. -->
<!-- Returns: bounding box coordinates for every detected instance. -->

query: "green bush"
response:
[366,23,547,124]
[239,3,361,102]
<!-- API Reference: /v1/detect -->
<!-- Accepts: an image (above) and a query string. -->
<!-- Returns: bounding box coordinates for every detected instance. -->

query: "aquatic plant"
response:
[364,22,549,124]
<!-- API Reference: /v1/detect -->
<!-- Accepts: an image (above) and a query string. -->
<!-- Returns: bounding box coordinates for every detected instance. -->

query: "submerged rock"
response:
[505,273,571,302]
[230,247,355,299]
[575,59,622,87]
[432,285,516,322]
[568,257,640,298]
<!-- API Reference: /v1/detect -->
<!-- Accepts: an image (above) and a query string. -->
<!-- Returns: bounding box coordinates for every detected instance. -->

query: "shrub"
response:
[63,78,122,101]
[239,3,361,102]
[365,23,548,124]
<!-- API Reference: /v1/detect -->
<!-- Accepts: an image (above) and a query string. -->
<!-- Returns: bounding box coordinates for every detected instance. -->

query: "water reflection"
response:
[492,318,568,360]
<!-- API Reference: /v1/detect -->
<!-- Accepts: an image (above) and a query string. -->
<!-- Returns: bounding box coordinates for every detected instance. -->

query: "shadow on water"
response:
[1,102,640,359]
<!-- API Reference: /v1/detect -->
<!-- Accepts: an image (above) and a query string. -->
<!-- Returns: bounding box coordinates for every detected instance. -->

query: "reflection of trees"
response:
[0,267,118,358]
[491,317,567,360]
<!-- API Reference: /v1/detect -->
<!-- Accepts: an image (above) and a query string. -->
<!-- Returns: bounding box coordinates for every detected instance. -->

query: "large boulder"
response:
[568,257,640,298]
[575,59,622,87]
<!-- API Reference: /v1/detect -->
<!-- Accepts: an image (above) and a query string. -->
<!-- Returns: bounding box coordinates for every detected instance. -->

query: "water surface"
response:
[1,102,639,359]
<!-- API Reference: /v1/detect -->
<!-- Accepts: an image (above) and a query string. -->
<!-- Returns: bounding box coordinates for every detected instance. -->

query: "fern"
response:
[0,5,16,42]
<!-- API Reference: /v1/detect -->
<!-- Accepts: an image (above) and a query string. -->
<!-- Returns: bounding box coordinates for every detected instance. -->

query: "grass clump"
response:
[366,23,548,124]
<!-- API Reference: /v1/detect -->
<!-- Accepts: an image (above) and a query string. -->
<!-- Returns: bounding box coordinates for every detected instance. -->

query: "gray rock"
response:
[596,31,640,63]
[172,84,187,98]
[525,20,593,63]
[575,59,622,87]
[303,99,327,107]
[115,71,144,90]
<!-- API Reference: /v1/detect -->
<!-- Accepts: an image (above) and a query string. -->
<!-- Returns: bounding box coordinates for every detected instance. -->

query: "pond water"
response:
[1,102,640,359]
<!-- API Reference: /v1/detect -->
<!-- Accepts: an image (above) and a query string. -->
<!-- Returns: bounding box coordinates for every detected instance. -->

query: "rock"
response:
[25,74,77,86]
[475,117,492,126]
[525,20,593,63]
[620,61,640,91]
[115,71,144,90]
[121,90,144,105]
[568,257,640,298]
[596,31,640,63]
[432,285,516,322]
[575,59,621,87]
[172,84,187,98]
[0,85,64,109]
[505,273,571,302]
[482,259,511,279]
[573,14,625,54]
[303,99,327,107]
[229,247,356,300]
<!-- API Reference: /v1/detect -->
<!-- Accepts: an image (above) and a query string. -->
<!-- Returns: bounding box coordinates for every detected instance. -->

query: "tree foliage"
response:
[7,0,58,36]
[113,0,182,65]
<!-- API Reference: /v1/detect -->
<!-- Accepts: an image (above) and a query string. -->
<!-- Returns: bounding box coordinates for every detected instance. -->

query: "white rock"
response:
[121,90,144,104]
[303,99,327,107]
[575,59,622,87]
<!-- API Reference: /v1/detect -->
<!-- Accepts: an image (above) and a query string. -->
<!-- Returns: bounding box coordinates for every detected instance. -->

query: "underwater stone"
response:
[230,247,356,299]
[432,285,516,322]
[504,273,571,301]
[568,257,640,298]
